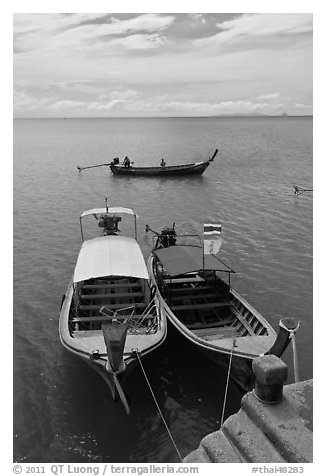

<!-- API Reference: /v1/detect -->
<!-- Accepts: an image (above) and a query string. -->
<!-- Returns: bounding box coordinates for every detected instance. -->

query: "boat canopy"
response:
[153,245,234,277]
[73,236,149,283]
[81,207,137,218]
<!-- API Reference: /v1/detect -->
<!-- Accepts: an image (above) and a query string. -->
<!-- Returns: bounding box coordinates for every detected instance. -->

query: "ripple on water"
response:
[14,117,312,462]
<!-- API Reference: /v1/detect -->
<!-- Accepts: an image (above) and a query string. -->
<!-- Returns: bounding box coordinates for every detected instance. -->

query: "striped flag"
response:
[204,223,223,254]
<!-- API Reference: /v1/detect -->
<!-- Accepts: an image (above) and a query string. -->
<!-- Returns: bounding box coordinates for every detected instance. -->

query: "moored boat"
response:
[59,200,167,412]
[146,225,277,390]
[108,149,218,176]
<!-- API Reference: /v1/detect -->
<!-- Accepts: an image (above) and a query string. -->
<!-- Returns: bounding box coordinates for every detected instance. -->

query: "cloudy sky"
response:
[13,12,313,117]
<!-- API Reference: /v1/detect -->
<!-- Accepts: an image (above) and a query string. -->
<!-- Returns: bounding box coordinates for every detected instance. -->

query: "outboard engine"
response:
[99,214,121,235]
[155,226,176,248]
[145,222,177,249]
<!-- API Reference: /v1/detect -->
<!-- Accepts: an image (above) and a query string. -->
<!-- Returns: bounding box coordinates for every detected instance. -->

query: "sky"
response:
[13,12,313,117]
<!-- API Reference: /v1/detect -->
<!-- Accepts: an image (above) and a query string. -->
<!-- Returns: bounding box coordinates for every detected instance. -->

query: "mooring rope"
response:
[220,338,236,426]
[279,319,300,383]
[134,349,183,462]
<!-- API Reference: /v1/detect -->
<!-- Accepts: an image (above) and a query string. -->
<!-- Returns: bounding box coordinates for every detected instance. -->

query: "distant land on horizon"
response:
[14,113,313,119]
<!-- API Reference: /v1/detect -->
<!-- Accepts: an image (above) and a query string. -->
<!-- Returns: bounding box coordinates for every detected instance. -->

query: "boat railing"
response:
[127,299,159,335]
[97,299,159,335]
[79,198,138,242]
[152,234,202,250]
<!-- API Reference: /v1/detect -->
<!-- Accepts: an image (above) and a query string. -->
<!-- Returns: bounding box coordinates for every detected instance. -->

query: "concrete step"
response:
[183,354,313,464]
[240,381,313,463]
[223,409,286,462]
[183,428,242,463]
[183,446,212,463]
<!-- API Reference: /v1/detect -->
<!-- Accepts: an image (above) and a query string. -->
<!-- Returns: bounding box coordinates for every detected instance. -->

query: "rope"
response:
[134,349,183,462]
[279,319,300,383]
[291,336,299,383]
[278,319,300,336]
[220,338,236,426]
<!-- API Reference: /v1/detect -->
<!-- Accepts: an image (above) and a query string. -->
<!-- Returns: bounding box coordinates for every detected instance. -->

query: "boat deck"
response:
[162,275,269,340]
[69,276,156,334]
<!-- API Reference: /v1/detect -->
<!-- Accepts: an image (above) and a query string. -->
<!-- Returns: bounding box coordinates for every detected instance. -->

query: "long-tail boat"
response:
[77,149,218,176]
[146,224,278,390]
[59,199,167,412]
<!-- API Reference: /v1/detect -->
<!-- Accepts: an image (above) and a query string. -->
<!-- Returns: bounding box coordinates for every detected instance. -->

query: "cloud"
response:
[195,13,312,47]
[99,33,168,51]
[46,97,286,116]
[149,99,285,115]
[14,13,175,53]
[218,13,312,37]
[52,14,174,50]
[99,90,139,101]
[13,13,312,117]
[256,93,281,100]
[14,83,311,117]
[188,14,207,25]
[105,13,175,35]
[48,100,86,111]
[13,89,54,111]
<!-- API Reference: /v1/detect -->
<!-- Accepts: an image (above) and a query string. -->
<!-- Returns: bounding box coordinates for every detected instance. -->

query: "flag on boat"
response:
[204,223,223,254]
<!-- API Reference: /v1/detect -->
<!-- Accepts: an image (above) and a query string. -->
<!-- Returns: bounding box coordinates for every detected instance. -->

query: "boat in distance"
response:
[108,149,218,176]
[59,200,167,412]
[146,225,277,389]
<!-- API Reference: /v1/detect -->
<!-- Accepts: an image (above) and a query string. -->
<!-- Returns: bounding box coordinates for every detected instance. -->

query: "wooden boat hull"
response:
[166,321,254,391]
[148,254,276,390]
[110,162,210,176]
[109,149,218,176]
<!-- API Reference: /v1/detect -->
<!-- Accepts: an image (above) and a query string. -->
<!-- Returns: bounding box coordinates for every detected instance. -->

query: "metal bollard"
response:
[252,355,288,404]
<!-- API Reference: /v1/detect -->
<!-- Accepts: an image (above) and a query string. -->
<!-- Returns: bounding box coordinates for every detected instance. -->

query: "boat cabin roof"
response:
[153,245,234,277]
[73,235,149,283]
[81,207,137,218]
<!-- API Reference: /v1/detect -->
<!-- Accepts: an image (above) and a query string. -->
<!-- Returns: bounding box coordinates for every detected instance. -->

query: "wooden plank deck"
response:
[171,301,230,311]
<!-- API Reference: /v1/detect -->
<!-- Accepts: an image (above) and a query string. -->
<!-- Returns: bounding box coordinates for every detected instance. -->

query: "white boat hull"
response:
[59,278,167,394]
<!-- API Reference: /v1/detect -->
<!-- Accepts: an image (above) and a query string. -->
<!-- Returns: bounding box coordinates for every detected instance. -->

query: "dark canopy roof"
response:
[153,245,234,277]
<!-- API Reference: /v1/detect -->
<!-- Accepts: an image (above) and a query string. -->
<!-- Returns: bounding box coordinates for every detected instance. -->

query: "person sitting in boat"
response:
[160,158,166,169]
[123,156,131,168]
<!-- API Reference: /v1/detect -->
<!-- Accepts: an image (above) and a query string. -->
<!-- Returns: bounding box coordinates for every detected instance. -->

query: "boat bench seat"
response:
[167,285,214,294]
[81,283,142,290]
[80,291,144,300]
[165,276,204,284]
[192,326,239,340]
[169,292,217,302]
[72,314,152,323]
[187,317,235,329]
[78,303,147,311]
[171,301,230,311]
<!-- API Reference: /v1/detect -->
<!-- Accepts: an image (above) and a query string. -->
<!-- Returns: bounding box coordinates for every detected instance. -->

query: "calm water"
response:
[13,117,313,463]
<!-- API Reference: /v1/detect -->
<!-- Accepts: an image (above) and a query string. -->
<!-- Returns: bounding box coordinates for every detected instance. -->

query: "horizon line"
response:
[13,114,313,119]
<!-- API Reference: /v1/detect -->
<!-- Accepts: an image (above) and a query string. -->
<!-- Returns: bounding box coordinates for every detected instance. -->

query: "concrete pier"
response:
[184,355,313,463]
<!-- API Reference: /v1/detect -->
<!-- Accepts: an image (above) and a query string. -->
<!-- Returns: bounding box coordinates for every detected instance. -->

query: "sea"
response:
[13,116,313,463]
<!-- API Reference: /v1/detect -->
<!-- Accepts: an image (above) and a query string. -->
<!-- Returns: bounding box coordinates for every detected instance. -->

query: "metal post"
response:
[79,216,84,241]
[134,213,137,241]
[202,239,205,274]
[252,355,288,404]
